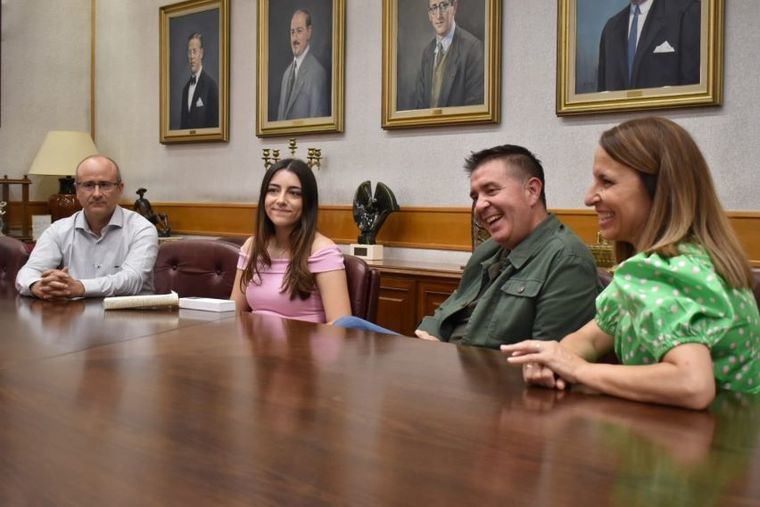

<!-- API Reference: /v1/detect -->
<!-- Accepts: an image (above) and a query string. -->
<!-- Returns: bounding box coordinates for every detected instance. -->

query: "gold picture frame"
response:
[381,0,501,130]
[256,0,345,137]
[159,0,229,143]
[557,0,724,116]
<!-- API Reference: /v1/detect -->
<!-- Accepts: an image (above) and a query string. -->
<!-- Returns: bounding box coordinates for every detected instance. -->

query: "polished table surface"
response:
[0,294,758,505]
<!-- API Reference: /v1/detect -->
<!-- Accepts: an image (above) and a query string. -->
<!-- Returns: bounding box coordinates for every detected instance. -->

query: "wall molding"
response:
[5,201,759,265]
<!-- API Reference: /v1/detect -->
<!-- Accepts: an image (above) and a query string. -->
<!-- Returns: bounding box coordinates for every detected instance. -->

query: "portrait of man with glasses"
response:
[396,0,485,111]
[15,155,158,300]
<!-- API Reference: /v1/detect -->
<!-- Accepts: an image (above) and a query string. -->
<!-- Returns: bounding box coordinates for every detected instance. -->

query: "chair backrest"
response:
[343,254,380,322]
[154,239,240,298]
[0,235,30,295]
[597,267,613,289]
[752,268,760,308]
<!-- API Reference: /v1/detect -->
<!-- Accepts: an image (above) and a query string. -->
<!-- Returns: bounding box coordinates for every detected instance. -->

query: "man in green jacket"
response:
[416,144,599,349]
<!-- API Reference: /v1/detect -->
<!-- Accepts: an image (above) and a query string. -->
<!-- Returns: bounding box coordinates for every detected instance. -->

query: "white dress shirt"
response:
[16,206,159,297]
[187,65,203,111]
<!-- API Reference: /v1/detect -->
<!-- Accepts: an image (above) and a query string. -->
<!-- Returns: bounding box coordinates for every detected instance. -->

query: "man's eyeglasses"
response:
[428,1,453,14]
[76,181,121,193]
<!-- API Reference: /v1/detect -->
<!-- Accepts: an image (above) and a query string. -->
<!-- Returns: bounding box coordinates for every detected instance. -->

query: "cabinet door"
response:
[376,276,416,337]
[417,279,458,321]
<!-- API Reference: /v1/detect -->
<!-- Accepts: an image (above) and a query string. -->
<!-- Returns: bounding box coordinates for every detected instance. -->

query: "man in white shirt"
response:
[16,155,158,299]
[276,9,329,120]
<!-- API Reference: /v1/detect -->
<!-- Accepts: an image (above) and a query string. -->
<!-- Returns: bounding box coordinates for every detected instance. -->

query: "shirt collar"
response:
[436,21,456,53]
[506,214,562,270]
[74,205,125,235]
[631,0,652,16]
[191,65,203,83]
[294,45,310,70]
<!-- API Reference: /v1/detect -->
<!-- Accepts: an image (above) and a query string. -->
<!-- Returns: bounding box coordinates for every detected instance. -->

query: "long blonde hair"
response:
[599,117,753,289]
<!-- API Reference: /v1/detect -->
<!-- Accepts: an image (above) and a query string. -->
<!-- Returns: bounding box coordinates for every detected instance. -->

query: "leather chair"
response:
[752,268,760,308]
[0,235,30,295]
[597,267,613,289]
[343,254,380,322]
[217,236,247,247]
[154,239,240,298]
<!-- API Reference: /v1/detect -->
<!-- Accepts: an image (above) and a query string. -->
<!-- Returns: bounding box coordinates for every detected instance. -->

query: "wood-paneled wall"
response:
[6,201,760,265]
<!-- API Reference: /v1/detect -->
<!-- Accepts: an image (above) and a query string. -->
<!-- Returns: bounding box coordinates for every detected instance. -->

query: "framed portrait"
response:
[381,0,501,130]
[160,0,229,144]
[557,0,724,116]
[256,0,345,137]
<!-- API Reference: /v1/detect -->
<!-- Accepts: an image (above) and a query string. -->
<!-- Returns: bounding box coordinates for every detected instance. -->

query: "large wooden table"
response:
[0,294,758,505]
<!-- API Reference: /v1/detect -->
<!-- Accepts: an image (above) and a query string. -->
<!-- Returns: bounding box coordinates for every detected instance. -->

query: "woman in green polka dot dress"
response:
[502,117,759,410]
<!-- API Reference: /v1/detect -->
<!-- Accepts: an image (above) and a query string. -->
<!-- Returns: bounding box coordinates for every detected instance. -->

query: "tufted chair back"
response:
[0,235,30,295]
[343,254,381,322]
[154,239,240,298]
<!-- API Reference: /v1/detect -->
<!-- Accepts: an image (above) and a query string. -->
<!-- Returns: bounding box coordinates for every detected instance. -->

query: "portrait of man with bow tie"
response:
[161,0,228,142]
[180,32,219,129]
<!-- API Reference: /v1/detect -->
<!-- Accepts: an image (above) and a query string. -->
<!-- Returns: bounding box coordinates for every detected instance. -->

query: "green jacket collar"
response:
[505,214,561,270]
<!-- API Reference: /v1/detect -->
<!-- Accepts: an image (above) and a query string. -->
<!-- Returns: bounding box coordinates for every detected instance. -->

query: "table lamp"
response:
[28,131,98,221]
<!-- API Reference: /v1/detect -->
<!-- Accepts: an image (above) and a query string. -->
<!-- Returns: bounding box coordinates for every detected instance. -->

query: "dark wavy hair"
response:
[240,159,319,300]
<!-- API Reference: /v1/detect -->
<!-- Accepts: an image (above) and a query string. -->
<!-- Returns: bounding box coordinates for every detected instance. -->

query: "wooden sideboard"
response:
[367,259,463,336]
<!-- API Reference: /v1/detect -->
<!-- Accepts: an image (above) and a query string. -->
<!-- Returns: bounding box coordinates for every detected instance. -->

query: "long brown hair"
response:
[599,117,753,289]
[240,159,319,300]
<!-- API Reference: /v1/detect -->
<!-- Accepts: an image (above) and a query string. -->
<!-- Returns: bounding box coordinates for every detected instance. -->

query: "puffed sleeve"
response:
[308,245,345,273]
[237,248,248,270]
[596,251,738,361]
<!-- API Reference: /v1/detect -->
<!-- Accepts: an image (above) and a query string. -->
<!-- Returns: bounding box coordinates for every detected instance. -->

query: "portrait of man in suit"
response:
[412,0,484,110]
[596,0,701,92]
[276,9,329,121]
[180,32,219,129]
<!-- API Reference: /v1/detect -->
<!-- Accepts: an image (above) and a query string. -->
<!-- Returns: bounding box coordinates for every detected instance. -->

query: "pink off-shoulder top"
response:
[237,245,345,323]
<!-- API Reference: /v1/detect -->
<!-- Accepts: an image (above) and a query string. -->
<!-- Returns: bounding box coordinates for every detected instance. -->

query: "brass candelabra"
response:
[262,138,322,170]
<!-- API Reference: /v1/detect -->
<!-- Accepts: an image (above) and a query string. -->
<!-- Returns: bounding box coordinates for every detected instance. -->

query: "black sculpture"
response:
[0,201,6,235]
[352,181,399,244]
[134,188,172,237]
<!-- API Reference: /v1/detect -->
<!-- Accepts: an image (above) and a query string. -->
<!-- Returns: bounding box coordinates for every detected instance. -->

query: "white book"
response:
[103,291,179,310]
[179,297,236,312]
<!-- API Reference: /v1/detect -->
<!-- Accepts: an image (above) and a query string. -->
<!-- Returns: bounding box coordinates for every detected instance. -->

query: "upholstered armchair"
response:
[154,239,240,298]
[0,235,30,295]
[343,254,380,322]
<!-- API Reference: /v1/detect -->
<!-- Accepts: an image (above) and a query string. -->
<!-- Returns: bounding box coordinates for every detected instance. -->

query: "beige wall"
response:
[2,1,759,212]
[0,0,91,199]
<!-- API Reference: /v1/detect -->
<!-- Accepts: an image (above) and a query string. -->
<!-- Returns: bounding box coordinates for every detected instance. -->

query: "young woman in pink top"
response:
[230,159,351,323]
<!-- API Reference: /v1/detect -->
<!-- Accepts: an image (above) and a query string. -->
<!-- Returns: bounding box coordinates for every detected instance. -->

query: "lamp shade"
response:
[28,131,98,176]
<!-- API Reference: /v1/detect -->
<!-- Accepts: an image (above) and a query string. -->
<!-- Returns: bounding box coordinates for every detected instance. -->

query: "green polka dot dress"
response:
[596,244,759,393]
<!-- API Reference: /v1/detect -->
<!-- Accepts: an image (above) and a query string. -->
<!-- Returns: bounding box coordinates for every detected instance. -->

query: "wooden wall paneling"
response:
[729,212,760,266]
[376,276,416,336]
[5,201,49,231]
[417,279,459,321]
[7,201,760,266]
[149,202,255,238]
